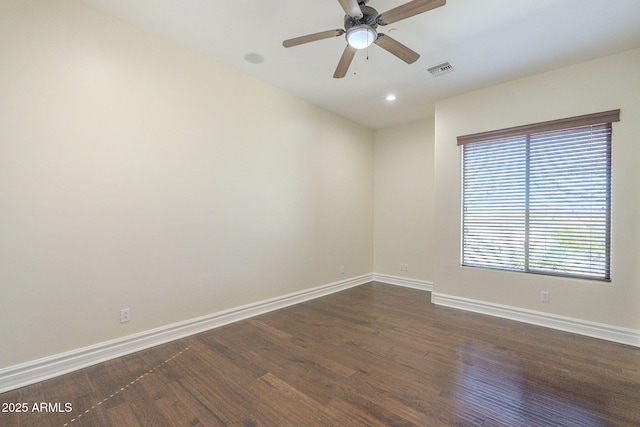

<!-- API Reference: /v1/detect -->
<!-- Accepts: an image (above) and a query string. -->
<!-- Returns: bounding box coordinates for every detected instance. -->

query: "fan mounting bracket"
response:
[344,5,379,30]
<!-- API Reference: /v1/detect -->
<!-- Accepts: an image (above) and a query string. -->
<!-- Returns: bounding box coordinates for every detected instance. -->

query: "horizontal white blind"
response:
[462,124,612,281]
[463,137,526,270]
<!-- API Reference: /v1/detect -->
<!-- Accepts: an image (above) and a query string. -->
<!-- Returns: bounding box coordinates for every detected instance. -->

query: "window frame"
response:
[458,110,620,282]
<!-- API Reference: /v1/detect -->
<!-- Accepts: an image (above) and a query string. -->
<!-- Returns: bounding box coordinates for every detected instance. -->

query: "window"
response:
[458,110,620,281]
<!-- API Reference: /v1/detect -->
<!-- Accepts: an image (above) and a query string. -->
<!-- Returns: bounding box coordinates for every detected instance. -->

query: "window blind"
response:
[461,110,619,281]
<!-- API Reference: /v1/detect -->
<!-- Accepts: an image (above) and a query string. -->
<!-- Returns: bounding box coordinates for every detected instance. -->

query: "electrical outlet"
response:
[340,265,345,275]
[400,264,410,272]
[120,308,130,323]
[540,291,550,303]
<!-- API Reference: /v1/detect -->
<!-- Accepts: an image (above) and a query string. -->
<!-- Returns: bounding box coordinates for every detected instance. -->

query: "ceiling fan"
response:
[283,0,446,78]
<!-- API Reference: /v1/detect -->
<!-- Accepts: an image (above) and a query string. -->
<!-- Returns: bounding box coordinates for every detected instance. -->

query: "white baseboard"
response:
[372,273,433,292]
[432,292,640,348]
[0,274,373,394]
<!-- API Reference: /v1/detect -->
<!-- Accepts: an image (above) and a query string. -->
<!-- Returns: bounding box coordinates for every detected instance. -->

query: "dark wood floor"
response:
[2,282,640,426]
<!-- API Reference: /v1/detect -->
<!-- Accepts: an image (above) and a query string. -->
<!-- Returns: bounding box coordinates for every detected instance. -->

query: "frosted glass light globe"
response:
[347,25,377,49]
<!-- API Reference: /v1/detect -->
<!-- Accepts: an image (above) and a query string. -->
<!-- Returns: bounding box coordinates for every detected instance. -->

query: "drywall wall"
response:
[0,0,373,368]
[373,119,435,282]
[434,48,640,330]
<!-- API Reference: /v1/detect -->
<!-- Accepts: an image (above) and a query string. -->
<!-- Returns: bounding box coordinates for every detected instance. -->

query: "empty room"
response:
[1,0,639,425]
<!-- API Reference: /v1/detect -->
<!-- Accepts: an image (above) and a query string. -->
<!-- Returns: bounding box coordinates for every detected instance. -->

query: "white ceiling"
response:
[81,0,640,130]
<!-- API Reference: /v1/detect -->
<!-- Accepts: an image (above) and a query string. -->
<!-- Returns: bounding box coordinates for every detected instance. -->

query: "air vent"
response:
[427,62,454,77]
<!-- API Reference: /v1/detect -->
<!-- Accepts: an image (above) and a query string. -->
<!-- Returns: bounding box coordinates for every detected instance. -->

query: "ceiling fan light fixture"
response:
[346,25,377,49]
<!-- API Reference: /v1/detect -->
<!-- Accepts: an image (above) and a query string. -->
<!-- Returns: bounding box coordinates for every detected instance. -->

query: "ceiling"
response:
[81,0,640,130]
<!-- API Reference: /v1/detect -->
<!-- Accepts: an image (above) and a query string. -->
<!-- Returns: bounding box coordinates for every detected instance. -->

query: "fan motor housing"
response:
[344,5,379,30]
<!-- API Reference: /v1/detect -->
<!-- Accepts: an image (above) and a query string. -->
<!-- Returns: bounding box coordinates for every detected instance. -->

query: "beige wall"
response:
[373,119,435,282]
[434,49,640,329]
[2,0,638,374]
[0,0,373,368]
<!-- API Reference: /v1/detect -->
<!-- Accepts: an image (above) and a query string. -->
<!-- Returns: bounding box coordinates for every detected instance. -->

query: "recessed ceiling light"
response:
[386,94,397,101]
[244,53,265,64]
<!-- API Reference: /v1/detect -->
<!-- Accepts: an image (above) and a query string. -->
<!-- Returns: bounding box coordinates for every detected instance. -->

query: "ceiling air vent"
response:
[427,62,454,77]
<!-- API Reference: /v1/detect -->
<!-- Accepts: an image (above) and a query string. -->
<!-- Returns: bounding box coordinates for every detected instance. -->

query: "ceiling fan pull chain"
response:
[366,30,371,60]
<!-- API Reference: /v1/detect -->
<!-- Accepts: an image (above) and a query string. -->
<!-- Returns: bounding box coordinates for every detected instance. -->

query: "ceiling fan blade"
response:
[333,45,357,79]
[374,33,420,64]
[377,0,446,26]
[283,29,345,48]
[338,0,364,18]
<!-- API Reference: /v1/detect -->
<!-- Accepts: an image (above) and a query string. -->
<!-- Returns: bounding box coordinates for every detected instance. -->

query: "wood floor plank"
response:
[2,282,640,426]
